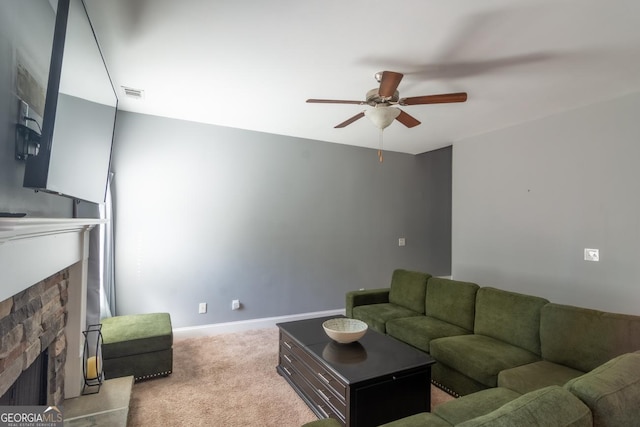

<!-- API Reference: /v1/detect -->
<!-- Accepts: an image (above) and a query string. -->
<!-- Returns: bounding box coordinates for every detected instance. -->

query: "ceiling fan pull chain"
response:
[378,129,384,163]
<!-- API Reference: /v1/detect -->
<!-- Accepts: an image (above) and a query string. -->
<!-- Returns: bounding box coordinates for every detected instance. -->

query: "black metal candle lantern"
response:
[82,324,104,395]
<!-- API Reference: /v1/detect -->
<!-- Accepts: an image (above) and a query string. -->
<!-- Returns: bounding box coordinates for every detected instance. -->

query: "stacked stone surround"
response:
[0,269,69,406]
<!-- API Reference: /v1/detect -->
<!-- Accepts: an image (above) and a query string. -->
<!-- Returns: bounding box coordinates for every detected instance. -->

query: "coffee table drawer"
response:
[280,332,347,400]
[279,352,345,425]
[283,342,347,400]
[281,344,346,416]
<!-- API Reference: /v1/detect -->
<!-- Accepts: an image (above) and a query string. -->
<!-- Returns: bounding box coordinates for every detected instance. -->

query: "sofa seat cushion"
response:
[430,334,540,388]
[352,303,420,334]
[434,387,521,426]
[102,313,173,359]
[378,412,453,427]
[388,269,431,314]
[386,315,472,353]
[498,360,585,394]
[564,351,640,427]
[457,386,592,427]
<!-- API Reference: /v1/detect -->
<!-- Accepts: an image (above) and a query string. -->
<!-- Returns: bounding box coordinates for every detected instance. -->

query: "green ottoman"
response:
[101,313,173,381]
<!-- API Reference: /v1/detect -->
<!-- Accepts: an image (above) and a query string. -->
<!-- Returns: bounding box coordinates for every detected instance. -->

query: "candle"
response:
[86,356,100,380]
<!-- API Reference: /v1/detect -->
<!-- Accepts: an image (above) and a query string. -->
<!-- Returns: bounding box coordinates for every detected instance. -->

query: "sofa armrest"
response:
[346,288,390,318]
[457,386,592,427]
[564,351,640,427]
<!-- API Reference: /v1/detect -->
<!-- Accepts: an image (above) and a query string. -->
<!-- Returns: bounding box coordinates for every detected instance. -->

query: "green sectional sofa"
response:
[346,269,640,398]
[303,270,640,427]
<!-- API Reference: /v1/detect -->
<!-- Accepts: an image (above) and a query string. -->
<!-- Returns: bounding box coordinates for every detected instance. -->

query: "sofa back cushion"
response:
[541,303,640,372]
[425,277,479,331]
[457,386,592,427]
[388,269,431,314]
[474,287,549,355]
[564,351,640,427]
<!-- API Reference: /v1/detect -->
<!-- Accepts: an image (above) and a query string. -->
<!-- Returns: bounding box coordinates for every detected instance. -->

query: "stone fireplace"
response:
[0,218,103,404]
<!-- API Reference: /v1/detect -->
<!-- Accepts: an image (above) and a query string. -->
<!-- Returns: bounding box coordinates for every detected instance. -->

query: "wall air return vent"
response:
[121,86,145,99]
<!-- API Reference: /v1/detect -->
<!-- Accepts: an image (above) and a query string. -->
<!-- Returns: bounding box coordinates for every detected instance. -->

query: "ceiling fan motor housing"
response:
[366,88,399,105]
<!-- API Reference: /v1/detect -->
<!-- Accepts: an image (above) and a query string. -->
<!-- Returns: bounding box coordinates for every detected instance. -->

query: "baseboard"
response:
[173,308,345,340]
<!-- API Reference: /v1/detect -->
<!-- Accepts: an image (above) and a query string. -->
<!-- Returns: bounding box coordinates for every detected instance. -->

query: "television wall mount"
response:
[15,99,41,160]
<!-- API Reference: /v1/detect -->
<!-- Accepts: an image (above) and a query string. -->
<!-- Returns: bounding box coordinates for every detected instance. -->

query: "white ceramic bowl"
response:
[322,318,368,344]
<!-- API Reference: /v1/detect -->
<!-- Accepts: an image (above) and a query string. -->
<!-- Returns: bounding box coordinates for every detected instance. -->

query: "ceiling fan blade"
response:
[396,110,421,128]
[400,92,468,106]
[335,112,365,128]
[378,71,404,98]
[307,99,365,105]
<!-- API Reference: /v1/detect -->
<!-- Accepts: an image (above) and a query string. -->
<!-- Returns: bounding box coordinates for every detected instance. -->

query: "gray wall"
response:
[0,1,71,217]
[111,111,452,328]
[452,91,640,315]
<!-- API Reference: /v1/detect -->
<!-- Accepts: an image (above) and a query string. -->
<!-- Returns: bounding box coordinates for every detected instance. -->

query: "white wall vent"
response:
[121,86,145,99]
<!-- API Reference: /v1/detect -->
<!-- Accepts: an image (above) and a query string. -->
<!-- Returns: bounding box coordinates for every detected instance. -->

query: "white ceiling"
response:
[83,0,640,155]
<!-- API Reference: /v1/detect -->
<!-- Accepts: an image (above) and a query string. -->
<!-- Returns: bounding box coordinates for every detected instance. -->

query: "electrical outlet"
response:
[18,100,28,126]
[198,302,207,314]
[398,237,406,247]
[231,299,240,310]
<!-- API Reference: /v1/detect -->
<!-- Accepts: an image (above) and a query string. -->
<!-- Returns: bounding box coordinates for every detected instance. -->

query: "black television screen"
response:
[23,0,117,204]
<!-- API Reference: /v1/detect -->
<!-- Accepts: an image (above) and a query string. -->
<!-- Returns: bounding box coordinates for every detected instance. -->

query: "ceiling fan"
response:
[306,71,467,129]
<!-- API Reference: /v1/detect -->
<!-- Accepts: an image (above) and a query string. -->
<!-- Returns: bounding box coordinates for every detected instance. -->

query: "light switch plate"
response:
[584,248,599,262]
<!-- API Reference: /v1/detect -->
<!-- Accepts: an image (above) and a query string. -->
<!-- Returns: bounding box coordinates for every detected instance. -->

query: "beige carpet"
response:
[128,328,454,426]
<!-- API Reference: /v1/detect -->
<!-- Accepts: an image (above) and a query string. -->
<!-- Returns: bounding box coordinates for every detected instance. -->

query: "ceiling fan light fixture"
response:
[365,106,401,129]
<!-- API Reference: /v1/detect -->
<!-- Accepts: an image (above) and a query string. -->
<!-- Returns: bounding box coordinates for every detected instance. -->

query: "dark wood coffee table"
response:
[276,316,435,427]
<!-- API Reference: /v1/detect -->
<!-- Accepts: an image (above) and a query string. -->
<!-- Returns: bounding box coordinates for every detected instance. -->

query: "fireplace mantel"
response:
[0,218,105,303]
[0,217,106,243]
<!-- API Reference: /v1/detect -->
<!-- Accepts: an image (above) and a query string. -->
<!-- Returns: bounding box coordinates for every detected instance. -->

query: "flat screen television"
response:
[23,0,117,204]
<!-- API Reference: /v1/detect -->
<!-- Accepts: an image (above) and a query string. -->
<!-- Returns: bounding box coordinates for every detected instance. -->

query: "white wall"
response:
[452,91,640,315]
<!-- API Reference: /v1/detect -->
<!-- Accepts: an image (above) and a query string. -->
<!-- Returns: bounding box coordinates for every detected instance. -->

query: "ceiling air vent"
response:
[121,86,145,99]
